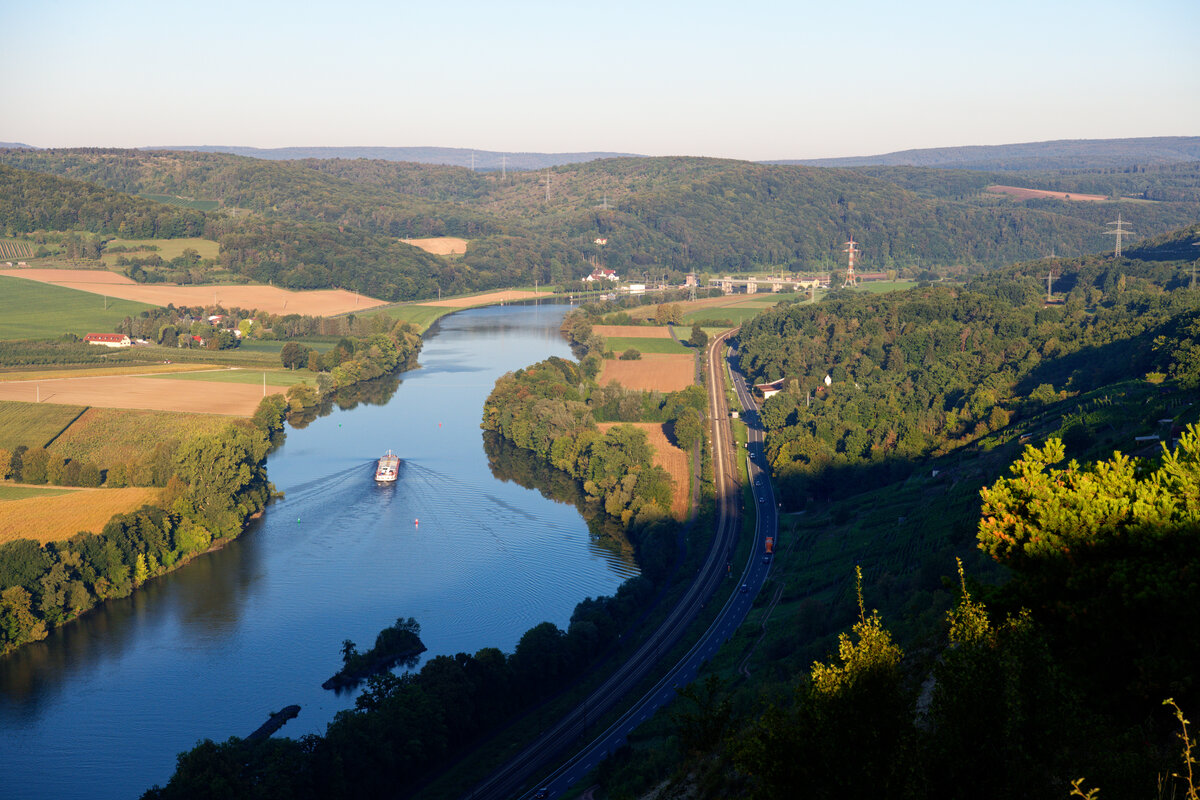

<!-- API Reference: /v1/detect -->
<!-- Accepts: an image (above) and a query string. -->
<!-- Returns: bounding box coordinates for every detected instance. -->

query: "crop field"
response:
[0,486,164,544]
[153,367,316,387]
[101,237,221,262]
[0,373,289,416]
[598,353,695,392]
[603,337,691,355]
[0,275,156,339]
[400,236,468,255]
[137,195,221,211]
[0,240,34,260]
[0,400,88,450]
[597,421,691,519]
[48,407,233,465]
[591,325,674,338]
[0,269,387,316]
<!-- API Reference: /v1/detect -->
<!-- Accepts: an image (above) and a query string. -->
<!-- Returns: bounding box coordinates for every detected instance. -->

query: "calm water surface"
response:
[0,304,637,799]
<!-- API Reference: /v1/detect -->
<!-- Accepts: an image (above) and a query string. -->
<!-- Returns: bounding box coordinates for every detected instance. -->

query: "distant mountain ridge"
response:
[772,136,1200,171]
[142,145,641,171]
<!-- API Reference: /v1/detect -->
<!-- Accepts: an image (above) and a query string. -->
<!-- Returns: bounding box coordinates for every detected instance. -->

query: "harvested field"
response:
[592,325,674,338]
[987,185,1108,202]
[598,354,695,392]
[0,401,87,450]
[49,407,232,465]
[597,422,691,519]
[0,374,289,416]
[0,269,387,316]
[401,237,469,255]
[0,486,163,544]
[417,289,554,308]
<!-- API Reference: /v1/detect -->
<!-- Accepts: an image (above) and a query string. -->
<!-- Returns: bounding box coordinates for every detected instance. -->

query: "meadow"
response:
[100,237,220,264]
[0,276,155,339]
[0,400,87,450]
[603,337,692,355]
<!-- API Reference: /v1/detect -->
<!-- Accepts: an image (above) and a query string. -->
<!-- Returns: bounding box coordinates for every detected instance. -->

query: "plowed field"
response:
[597,422,691,519]
[598,354,694,392]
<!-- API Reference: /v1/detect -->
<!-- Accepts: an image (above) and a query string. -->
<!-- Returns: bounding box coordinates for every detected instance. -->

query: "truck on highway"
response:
[765,537,774,555]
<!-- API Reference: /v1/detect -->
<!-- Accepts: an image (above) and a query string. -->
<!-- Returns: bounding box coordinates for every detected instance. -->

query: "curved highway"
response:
[465,331,778,800]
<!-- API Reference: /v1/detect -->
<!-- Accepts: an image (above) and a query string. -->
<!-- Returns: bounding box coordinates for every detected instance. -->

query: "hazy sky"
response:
[2,0,1197,160]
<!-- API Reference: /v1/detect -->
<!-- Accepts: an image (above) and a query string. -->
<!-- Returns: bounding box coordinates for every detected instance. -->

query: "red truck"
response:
[765,537,774,555]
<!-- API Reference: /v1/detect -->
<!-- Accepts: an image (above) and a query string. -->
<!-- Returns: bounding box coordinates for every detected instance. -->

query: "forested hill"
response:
[0,164,561,301]
[735,247,1200,506]
[144,145,640,170]
[4,148,1198,280]
[303,155,1200,274]
[778,136,1200,171]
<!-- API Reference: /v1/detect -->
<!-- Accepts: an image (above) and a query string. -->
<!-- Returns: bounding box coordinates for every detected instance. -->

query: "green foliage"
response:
[0,398,285,655]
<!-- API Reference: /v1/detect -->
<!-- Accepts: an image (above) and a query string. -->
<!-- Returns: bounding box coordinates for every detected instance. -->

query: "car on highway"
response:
[763,555,770,564]
[758,495,764,503]
[740,584,749,594]
[534,788,550,799]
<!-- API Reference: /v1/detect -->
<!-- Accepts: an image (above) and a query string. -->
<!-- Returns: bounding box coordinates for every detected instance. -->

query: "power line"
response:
[1105,213,1134,258]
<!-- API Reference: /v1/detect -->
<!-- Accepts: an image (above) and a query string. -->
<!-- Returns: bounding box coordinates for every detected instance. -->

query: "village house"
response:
[585,268,619,282]
[83,333,132,348]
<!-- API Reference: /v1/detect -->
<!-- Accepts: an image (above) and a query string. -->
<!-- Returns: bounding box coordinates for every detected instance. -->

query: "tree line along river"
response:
[0,302,638,800]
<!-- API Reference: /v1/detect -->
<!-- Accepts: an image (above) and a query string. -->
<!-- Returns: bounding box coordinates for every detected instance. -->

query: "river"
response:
[0,303,638,800]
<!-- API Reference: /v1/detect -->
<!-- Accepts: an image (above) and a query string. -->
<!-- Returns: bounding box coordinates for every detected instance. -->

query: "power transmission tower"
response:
[470,152,475,172]
[1046,270,1056,302]
[842,236,860,286]
[501,155,506,180]
[1105,213,1134,258]
[544,170,551,202]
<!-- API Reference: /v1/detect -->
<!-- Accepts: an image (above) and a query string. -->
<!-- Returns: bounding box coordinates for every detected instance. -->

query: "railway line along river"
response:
[0,302,638,800]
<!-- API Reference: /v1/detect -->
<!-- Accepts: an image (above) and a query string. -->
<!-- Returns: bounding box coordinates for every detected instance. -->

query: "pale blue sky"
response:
[2,0,1196,160]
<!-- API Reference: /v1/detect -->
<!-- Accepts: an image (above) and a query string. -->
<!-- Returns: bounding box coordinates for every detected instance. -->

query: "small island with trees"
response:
[322,617,426,691]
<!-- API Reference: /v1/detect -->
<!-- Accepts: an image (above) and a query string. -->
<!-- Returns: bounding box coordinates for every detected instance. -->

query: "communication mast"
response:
[842,236,860,286]
[1105,213,1134,258]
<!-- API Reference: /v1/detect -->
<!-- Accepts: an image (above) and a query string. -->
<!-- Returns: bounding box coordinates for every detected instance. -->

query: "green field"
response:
[602,337,692,355]
[852,279,918,294]
[101,237,220,264]
[0,485,73,501]
[0,400,88,450]
[153,368,317,387]
[355,303,456,332]
[0,276,156,340]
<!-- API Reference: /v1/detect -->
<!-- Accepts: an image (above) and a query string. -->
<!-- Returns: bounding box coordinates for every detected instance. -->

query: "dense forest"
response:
[734,242,1200,508]
[5,146,1200,287]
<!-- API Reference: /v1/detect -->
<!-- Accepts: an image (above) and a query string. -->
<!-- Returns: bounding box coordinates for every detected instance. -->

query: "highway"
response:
[465,331,778,800]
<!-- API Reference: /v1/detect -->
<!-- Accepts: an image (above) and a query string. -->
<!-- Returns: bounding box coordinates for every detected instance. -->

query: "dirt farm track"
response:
[0,373,290,416]
[0,269,388,316]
